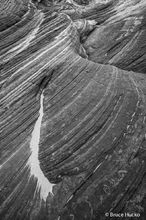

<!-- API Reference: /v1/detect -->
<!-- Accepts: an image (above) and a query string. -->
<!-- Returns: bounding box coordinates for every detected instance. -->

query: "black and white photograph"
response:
[0,0,146,219]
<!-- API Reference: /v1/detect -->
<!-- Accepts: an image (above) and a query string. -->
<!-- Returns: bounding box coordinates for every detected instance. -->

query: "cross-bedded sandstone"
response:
[0,0,146,220]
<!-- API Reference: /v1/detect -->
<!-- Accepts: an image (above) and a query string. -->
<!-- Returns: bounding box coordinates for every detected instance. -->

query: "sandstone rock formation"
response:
[0,0,146,219]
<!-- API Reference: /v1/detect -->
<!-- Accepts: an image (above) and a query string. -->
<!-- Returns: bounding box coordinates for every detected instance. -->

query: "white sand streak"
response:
[29,91,55,200]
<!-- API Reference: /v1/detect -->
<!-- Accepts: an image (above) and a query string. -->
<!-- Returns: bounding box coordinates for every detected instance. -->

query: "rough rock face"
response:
[0,0,146,219]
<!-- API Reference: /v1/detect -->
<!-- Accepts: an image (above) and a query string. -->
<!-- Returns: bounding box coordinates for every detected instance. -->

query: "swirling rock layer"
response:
[0,0,146,220]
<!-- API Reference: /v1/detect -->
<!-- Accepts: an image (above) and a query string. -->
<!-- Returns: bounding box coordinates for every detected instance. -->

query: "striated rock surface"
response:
[0,0,146,219]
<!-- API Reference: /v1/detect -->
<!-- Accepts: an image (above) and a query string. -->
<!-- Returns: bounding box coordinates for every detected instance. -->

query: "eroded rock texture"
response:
[0,0,146,219]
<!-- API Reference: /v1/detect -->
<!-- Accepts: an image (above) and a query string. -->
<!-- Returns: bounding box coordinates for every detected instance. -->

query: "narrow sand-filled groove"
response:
[29,91,55,201]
